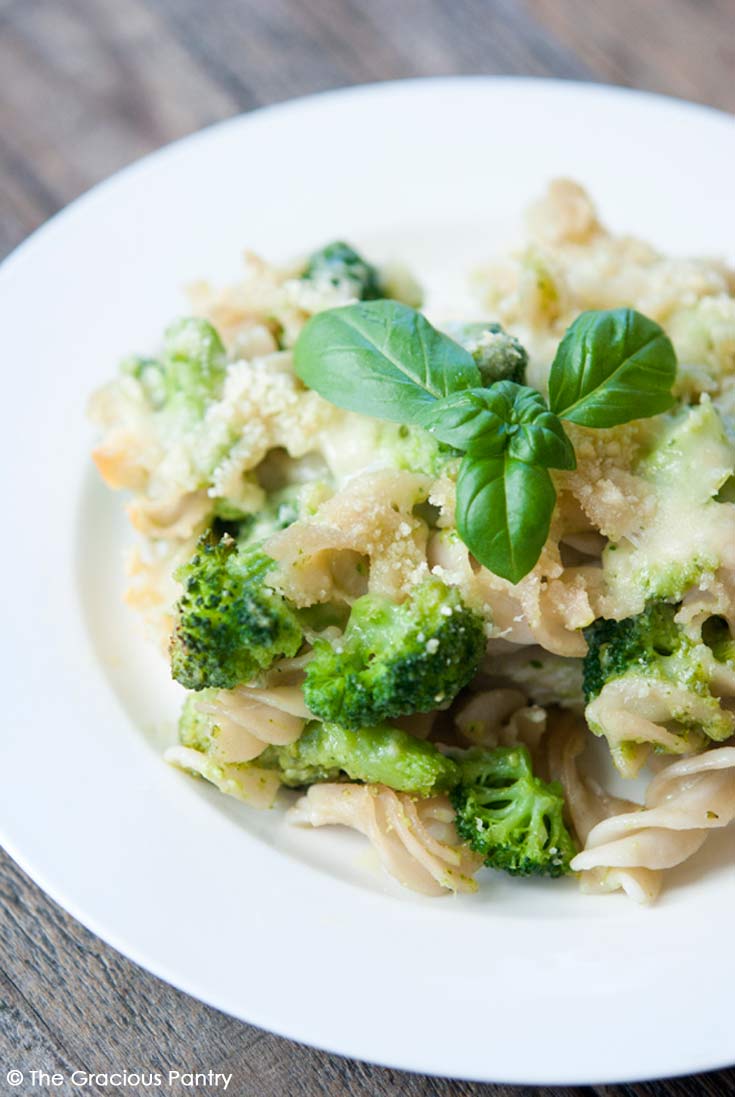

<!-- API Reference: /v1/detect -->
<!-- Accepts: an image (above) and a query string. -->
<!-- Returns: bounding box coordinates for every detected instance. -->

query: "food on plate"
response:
[90,180,735,903]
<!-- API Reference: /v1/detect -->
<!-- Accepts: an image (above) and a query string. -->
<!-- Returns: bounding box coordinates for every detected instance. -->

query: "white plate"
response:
[2,77,735,1085]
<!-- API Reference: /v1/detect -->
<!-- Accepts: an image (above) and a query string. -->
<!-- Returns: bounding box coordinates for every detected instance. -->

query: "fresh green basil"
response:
[510,408,576,469]
[418,387,512,454]
[455,454,556,584]
[293,300,480,424]
[548,308,676,427]
[425,382,576,469]
[293,299,677,587]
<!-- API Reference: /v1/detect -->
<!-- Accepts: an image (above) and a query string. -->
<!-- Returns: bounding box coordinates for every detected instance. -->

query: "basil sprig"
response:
[426,384,576,467]
[294,302,676,584]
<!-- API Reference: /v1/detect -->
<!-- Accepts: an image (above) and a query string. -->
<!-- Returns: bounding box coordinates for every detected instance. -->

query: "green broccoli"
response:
[584,603,672,703]
[211,486,302,545]
[446,321,528,385]
[451,746,576,877]
[170,531,303,691]
[303,578,486,728]
[179,691,217,751]
[124,317,227,413]
[301,241,382,301]
[583,603,735,769]
[178,696,458,795]
[161,317,228,409]
[260,721,459,795]
[120,316,232,491]
[601,400,735,612]
[583,603,731,712]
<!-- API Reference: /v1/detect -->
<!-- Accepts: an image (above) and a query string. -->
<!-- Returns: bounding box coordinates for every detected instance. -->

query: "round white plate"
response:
[2,77,734,1085]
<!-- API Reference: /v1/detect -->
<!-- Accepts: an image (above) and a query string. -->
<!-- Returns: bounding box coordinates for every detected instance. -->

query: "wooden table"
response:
[2,2,733,1093]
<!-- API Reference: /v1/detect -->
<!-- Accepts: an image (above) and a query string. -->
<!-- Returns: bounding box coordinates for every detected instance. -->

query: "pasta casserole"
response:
[90,181,735,902]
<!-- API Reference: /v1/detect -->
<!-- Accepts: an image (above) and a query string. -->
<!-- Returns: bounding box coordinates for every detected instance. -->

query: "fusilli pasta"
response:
[289,783,482,895]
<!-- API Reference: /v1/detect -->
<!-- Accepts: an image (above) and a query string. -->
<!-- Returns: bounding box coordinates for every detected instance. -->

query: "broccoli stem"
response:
[262,721,460,796]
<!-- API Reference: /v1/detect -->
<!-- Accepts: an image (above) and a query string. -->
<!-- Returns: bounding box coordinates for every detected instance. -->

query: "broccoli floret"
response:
[124,317,227,413]
[161,317,227,409]
[260,721,459,795]
[214,487,301,545]
[178,698,458,796]
[121,317,230,482]
[211,487,301,552]
[602,400,735,613]
[583,604,735,769]
[582,605,682,703]
[179,692,217,751]
[584,603,722,704]
[114,318,234,496]
[446,322,528,385]
[171,532,303,691]
[451,746,576,877]
[302,241,382,301]
[303,578,486,728]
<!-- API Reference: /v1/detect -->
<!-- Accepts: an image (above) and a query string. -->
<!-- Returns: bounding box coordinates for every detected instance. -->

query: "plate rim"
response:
[2,72,733,288]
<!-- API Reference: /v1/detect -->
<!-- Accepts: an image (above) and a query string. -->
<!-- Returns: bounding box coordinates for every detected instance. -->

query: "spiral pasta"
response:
[453,689,547,759]
[289,783,482,896]
[546,714,662,902]
[127,490,212,541]
[189,684,308,761]
[267,469,432,605]
[676,568,735,638]
[571,746,735,890]
[427,526,595,656]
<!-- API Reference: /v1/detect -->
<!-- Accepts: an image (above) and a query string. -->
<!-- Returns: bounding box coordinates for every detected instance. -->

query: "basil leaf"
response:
[510,414,576,470]
[421,386,515,454]
[455,453,556,583]
[548,308,676,427]
[293,301,480,424]
[426,383,576,469]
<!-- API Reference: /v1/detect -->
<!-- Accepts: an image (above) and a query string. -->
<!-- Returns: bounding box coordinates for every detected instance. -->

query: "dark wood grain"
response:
[1,1,734,1093]
[527,0,735,113]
